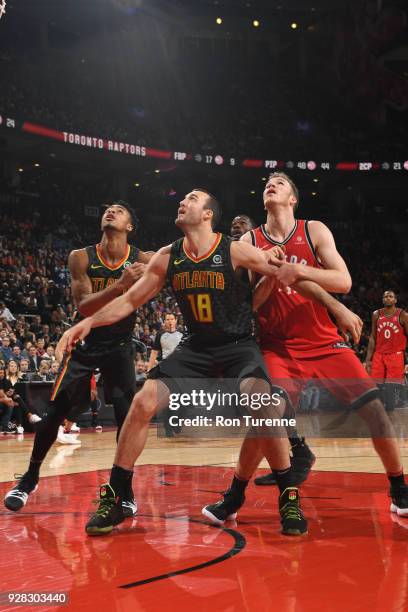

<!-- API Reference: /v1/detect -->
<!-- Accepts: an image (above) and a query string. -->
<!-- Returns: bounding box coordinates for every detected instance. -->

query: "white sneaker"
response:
[70,423,80,432]
[95,425,103,432]
[16,426,24,434]
[29,414,42,424]
[57,426,81,445]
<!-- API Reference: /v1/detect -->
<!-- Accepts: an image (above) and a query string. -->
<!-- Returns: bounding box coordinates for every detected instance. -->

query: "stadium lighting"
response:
[311,192,317,196]
[34,163,40,167]
[253,20,260,28]
[291,22,298,29]
[18,168,23,172]
[134,182,140,187]
[250,190,256,195]
[154,169,160,173]
[313,178,319,182]
[216,17,223,25]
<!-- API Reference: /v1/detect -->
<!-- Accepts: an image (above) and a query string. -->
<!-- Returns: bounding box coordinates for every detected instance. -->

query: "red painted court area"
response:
[1,465,408,612]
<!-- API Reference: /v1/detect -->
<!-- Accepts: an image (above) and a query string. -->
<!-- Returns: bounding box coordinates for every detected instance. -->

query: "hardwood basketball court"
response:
[1,425,408,611]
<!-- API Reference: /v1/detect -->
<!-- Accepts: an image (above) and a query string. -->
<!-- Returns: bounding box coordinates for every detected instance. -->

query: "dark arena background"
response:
[1,0,408,610]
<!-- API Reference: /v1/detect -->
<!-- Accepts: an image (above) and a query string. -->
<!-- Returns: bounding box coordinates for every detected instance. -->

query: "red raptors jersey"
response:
[375,308,407,354]
[253,220,343,355]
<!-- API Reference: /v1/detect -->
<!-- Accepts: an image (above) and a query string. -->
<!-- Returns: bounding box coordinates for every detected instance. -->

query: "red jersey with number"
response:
[252,220,343,356]
[375,309,407,354]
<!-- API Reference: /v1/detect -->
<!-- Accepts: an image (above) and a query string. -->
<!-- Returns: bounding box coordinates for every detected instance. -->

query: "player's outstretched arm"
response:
[58,247,170,354]
[272,221,352,293]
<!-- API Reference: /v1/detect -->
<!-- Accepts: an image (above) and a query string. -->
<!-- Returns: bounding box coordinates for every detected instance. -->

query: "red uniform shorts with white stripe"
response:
[262,346,379,410]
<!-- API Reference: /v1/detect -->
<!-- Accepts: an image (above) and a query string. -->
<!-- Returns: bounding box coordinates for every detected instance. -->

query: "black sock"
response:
[110,465,133,499]
[228,474,249,499]
[388,472,405,490]
[273,467,294,494]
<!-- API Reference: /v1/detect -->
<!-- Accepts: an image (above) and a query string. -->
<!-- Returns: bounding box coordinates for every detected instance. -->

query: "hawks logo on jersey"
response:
[375,309,407,354]
[252,220,343,355]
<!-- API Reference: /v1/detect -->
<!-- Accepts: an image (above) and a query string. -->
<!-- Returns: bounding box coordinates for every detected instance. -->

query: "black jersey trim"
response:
[249,229,256,246]
[304,221,323,267]
[260,220,298,246]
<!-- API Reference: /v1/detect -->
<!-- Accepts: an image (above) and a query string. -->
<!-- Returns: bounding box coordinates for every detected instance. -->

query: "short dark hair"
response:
[268,172,300,210]
[193,188,222,229]
[383,290,397,297]
[232,214,255,229]
[102,200,138,232]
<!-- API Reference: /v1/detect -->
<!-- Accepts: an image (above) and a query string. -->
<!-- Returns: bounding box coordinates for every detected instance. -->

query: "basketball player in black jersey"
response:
[57,188,350,537]
[4,202,153,517]
[230,215,316,486]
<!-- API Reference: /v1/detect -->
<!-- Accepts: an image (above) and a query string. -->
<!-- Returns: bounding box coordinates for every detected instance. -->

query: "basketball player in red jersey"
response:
[365,290,408,411]
[203,172,408,524]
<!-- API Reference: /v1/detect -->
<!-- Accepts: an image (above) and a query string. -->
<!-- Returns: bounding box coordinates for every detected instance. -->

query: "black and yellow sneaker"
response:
[390,485,408,517]
[202,489,245,526]
[279,487,308,536]
[85,483,125,536]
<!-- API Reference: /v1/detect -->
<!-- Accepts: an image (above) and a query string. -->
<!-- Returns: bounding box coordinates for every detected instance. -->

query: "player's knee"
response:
[130,389,157,423]
[358,398,394,437]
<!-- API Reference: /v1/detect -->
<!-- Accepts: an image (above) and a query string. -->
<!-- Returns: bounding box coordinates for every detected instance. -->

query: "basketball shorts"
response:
[148,335,273,394]
[262,346,379,410]
[371,351,405,383]
[51,340,136,409]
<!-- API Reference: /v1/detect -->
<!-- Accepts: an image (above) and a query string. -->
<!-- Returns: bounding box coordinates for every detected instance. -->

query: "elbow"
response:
[340,275,352,294]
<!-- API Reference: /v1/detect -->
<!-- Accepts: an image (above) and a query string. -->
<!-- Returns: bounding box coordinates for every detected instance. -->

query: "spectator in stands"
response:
[8,331,22,349]
[0,366,14,434]
[0,301,15,323]
[0,337,13,363]
[5,359,42,432]
[19,358,31,381]
[27,346,40,371]
[31,359,54,382]
[44,345,56,362]
[12,345,22,362]
[30,315,43,336]
[135,359,147,384]
[35,338,46,357]
[49,360,60,379]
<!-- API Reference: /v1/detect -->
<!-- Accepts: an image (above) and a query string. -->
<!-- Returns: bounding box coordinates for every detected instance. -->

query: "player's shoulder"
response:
[306,220,331,233]
[157,244,172,255]
[68,247,90,268]
[372,309,381,319]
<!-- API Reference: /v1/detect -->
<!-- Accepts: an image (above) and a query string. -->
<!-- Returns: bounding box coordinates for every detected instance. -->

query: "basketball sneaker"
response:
[202,488,245,526]
[85,483,125,535]
[390,485,408,517]
[255,439,315,486]
[279,487,308,536]
[122,499,138,517]
[4,473,38,511]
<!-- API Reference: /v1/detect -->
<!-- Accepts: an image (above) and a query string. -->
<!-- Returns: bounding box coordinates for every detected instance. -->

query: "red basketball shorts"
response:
[262,347,378,409]
[371,351,405,383]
